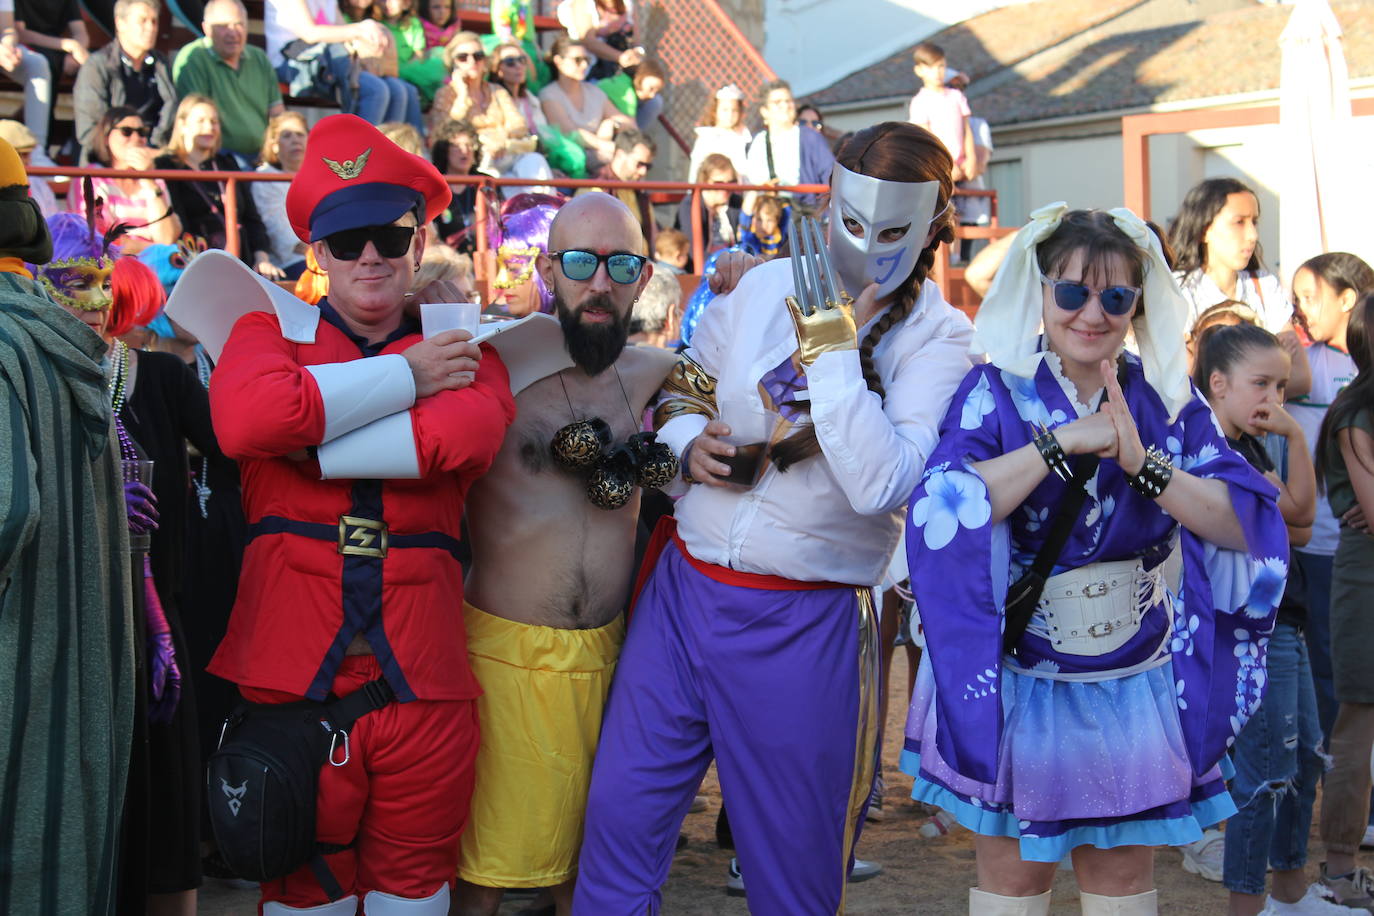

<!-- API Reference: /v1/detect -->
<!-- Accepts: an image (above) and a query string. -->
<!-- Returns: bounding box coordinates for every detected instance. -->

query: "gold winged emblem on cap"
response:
[323,147,372,180]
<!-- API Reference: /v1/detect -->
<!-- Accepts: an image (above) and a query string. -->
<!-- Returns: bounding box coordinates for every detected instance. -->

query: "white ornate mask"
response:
[827,163,943,298]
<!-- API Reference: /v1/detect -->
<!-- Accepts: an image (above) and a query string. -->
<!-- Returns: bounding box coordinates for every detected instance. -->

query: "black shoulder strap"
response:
[764,129,777,181]
[324,677,394,733]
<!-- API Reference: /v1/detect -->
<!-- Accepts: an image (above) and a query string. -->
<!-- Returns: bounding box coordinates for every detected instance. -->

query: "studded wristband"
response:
[1127,446,1173,499]
[1031,422,1071,482]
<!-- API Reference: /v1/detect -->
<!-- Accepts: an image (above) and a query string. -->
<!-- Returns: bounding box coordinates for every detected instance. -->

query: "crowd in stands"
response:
[14,6,1374,915]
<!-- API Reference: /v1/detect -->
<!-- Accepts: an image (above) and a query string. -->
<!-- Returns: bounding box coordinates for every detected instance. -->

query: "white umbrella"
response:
[1278,0,1369,286]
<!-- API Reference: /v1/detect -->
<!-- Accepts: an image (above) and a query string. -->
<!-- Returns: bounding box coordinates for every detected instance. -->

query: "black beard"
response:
[555,291,630,375]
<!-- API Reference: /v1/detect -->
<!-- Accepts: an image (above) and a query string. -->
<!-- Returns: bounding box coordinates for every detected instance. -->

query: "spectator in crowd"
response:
[676,153,741,265]
[652,226,687,275]
[740,194,784,259]
[419,0,460,51]
[0,137,135,916]
[488,41,546,136]
[1314,292,1374,908]
[687,84,750,184]
[14,0,87,84]
[1192,324,1334,916]
[172,0,285,167]
[153,94,279,277]
[414,241,476,301]
[1169,177,1289,333]
[1289,253,1374,761]
[797,103,823,131]
[557,0,642,80]
[379,0,448,105]
[539,36,633,170]
[432,31,552,192]
[490,0,550,91]
[432,119,483,248]
[252,110,310,280]
[68,107,182,251]
[906,42,975,182]
[380,120,425,156]
[744,80,834,209]
[943,69,993,262]
[0,120,56,217]
[629,268,681,348]
[0,5,53,161]
[581,127,655,231]
[74,0,177,162]
[600,58,666,131]
[265,0,424,135]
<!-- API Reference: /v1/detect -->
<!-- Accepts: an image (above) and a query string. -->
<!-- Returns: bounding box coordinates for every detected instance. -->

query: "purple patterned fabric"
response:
[904,353,1286,805]
[757,354,809,423]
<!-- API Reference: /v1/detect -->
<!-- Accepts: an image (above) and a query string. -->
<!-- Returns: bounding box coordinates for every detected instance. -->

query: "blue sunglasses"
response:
[1041,275,1141,317]
[549,249,648,285]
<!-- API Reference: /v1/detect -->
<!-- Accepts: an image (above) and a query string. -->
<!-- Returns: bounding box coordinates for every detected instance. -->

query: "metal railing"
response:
[28,164,1009,310]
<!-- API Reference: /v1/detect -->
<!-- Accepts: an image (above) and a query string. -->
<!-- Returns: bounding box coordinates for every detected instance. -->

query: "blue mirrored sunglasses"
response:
[1041,275,1141,316]
[550,249,648,284]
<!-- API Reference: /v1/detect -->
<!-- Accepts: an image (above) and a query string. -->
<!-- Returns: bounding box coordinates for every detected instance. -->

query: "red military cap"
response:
[286,114,451,243]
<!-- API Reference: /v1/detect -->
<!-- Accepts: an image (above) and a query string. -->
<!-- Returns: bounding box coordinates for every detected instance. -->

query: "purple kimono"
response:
[899,353,1288,860]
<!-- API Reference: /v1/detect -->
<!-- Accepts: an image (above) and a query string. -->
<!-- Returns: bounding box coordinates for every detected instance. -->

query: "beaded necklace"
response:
[107,339,140,461]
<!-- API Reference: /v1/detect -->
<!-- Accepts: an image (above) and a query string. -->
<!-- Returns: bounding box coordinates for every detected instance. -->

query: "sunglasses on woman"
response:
[324,225,416,260]
[1041,275,1141,317]
[498,56,526,67]
[452,50,486,63]
[113,125,152,139]
[549,249,648,284]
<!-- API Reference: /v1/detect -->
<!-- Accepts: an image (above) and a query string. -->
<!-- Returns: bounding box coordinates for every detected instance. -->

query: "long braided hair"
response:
[771,122,955,471]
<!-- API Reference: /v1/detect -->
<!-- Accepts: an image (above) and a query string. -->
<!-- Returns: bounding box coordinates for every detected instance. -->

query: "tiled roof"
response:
[808,0,1374,127]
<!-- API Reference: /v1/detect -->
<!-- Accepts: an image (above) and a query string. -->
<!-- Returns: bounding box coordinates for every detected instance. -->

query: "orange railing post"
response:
[223,176,239,259]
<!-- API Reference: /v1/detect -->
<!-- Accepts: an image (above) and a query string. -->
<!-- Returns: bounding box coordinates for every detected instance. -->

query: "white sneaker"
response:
[1262,882,1368,914]
[1180,828,1225,882]
[725,856,883,896]
[726,857,745,897]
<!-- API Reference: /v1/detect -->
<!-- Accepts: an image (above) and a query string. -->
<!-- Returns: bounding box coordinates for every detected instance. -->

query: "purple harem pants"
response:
[574,538,880,915]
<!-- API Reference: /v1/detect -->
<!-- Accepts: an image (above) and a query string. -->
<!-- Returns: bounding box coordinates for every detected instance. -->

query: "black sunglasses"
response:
[498,55,526,67]
[453,50,486,62]
[1041,275,1141,317]
[549,249,647,284]
[113,124,152,139]
[324,225,416,260]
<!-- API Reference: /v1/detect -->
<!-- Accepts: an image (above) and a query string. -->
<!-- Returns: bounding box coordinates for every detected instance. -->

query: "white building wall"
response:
[763,0,1036,97]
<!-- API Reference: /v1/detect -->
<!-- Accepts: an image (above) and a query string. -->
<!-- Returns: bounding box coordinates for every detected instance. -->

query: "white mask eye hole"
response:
[842,216,865,239]
[878,224,911,244]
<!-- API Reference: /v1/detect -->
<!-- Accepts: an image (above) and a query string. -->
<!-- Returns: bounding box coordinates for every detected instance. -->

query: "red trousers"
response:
[241,655,480,908]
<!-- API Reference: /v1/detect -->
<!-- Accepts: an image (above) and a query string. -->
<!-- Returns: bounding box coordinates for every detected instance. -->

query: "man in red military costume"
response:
[206,114,515,915]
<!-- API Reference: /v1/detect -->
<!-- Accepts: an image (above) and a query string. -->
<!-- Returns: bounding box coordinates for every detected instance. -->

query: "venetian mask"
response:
[39,257,115,311]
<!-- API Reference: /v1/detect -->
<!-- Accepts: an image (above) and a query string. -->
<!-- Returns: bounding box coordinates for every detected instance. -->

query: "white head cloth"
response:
[971,201,1193,421]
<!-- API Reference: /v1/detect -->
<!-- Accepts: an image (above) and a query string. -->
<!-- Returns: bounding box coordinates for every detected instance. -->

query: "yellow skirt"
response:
[458,603,624,888]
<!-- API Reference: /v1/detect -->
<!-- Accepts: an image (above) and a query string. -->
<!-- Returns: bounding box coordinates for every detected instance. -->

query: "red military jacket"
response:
[207,303,515,702]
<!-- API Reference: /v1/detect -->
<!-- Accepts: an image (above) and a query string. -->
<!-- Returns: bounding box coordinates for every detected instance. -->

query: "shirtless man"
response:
[456,192,676,916]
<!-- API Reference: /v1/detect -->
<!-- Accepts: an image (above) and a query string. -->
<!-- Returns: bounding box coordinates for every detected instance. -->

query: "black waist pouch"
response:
[206,678,394,896]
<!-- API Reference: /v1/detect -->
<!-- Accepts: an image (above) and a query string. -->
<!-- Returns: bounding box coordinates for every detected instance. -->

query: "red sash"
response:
[627,516,859,625]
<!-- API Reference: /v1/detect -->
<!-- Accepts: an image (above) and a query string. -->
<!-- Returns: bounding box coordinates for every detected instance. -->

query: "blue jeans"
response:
[1297,550,1337,743]
[1222,622,1326,895]
[354,72,424,134]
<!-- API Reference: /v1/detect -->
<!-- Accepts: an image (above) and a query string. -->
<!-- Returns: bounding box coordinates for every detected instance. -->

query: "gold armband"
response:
[652,354,718,429]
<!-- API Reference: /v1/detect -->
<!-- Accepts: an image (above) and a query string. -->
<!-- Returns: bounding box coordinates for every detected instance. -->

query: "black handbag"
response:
[206,678,394,898]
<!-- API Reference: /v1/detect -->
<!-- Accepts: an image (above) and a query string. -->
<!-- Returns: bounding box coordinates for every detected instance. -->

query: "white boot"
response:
[362,884,450,915]
[1079,889,1158,915]
[263,897,359,915]
[969,887,1052,915]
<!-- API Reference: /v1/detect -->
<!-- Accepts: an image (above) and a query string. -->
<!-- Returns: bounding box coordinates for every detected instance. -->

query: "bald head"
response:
[549,192,646,257]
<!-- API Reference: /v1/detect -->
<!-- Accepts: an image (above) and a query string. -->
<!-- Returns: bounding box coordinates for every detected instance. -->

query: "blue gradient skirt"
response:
[899,654,1235,862]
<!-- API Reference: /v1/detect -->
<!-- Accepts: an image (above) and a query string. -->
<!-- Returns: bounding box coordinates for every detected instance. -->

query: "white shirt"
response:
[1175,268,1290,334]
[687,126,751,183]
[264,0,340,63]
[745,126,801,187]
[1290,341,1357,556]
[657,259,976,586]
[251,164,305,270]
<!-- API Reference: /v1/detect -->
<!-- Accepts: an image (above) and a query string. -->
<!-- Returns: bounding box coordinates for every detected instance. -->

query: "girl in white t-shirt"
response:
[1169,177,1289,334]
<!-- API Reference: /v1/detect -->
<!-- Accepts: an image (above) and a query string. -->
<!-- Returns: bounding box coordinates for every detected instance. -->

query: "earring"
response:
[414,261,421,271]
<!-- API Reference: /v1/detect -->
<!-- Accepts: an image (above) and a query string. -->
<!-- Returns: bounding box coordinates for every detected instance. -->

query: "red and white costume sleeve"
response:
[207,309,515,703]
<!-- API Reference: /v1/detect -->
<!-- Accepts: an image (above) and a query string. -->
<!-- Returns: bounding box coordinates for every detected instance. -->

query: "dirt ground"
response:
[200,651,1265,913]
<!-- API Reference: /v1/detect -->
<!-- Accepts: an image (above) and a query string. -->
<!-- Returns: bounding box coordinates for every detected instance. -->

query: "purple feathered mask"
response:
[488,192,565,314]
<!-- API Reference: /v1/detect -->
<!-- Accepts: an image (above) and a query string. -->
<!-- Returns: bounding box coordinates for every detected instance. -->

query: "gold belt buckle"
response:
[338,515,389,558]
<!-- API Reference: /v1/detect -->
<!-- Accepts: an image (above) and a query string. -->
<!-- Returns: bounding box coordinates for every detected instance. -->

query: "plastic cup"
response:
[420,302,480,340]
[713,440,768,487]
[122,458,155,553]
